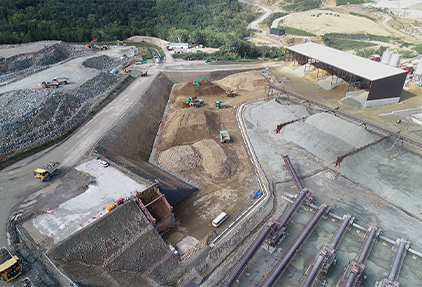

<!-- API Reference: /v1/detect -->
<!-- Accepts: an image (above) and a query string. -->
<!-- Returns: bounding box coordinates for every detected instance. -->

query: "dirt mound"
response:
[303,68,331,82]
[217,70,267,91]
[193,139,236,178]
[159,108,220,149]
[175,80,225,97]
[158,145,202,172]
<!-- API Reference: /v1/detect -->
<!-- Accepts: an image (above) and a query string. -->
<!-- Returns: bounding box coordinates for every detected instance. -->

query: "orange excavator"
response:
[86,39,98,48]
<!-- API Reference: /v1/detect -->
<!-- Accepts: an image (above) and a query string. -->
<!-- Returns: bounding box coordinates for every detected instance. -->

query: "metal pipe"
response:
[222,225,273,287]
[302,255,324,287]
[358,227,376,264]
[282,189,308,225]
[262,205,328,287]
[282,154,304,191]
[344,271,356,287]
[330,215,352,249]
[388,240,406,281]
[283,196,422,259]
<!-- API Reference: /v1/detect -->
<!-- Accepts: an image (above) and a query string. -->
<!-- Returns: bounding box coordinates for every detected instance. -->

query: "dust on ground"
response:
[279,9,390,36]
[153,73,268,247]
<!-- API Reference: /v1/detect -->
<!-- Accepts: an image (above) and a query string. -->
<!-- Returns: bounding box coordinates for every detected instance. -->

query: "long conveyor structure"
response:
[301,214,355,287]
[261,204,330,287]
[338,226,381,287]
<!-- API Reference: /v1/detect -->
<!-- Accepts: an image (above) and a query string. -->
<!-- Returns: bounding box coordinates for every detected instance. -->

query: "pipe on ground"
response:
[262,205,328,287]
[329,215,352,249]
[281,189,308,225]
[302,255,324,287]
[388,240,406,281]
[222,224,272,287]
[282,154,304,191]
[358,227,376,264]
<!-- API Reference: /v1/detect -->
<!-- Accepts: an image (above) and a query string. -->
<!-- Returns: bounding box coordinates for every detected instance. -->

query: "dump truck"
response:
[140,70,148,77]
[39,81,60,88]
[0,247,23,283]
[186,97,204,107]
[215,101,228,109]
[52,77,68,85]
[226,90,238,97]
[219,130,231,143]
[34,161,61,182]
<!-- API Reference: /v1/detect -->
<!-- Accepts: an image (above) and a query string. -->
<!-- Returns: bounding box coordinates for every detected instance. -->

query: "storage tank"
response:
[388,53,402,67]
[381,49,392,65]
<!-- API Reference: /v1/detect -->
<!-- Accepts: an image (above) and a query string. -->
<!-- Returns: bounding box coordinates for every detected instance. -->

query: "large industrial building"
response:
[285,43,408,107]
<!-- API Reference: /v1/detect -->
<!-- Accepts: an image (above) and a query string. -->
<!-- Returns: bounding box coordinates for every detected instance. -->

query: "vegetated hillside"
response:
[0,0,255,45]
[0,0,287,60]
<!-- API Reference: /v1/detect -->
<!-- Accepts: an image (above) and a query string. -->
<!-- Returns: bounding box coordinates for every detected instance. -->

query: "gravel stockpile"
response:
[193,139,237,178]
[0,72,119,155]
[82,55,118,70]
[158,145,203,172]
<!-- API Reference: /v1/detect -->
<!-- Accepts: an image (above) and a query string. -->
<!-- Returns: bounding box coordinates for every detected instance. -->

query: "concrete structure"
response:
[270,28,285,36]
[169,43,189,50]
[47,200,182,286]
[285,43,408,107]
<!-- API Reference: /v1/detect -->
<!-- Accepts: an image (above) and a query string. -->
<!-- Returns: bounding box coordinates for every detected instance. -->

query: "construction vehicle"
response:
[39,81,60,88]
[52,77,68,85]
[86,39,98,48]
[215,100,228,109]
[226,90,238,97]
[205,58,214,63]
[219,130,231,143]
[117,40,126,46]
[0,247,23,283]
[193,76,205,86]
[186,97,204,107]
[141,70,148,77]
[34,161,61,182]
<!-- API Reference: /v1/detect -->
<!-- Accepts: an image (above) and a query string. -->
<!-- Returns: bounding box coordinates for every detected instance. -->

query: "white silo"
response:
[381,49,392,65]
[388,53,402,67]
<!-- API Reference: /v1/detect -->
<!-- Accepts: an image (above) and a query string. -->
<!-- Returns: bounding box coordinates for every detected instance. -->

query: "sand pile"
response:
[302,68,331,82]
[175,80,225,97]
[193,139,236,178]
[158,145,202,172]
[159,109,219,148]
[217,71,268,91]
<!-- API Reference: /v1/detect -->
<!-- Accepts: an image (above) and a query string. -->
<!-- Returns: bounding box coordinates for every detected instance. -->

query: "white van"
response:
[212,212,228,227]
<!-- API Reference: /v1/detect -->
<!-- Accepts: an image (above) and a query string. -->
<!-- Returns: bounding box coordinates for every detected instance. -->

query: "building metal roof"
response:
[287,42,407,81]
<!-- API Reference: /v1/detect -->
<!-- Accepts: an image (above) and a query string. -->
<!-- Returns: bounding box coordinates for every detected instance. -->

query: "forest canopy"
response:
[0,0,286,60]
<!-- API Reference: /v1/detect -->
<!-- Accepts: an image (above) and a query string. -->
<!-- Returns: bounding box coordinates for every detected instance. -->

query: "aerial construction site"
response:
[1,12,422,287]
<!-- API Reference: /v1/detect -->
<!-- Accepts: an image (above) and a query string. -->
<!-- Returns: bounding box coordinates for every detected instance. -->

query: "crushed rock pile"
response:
[175,80,225,97]
[282,112,381,162]
[0,42,94,84]
[0,72,119,156]
[82,55,120,71]
[217,70,268,91]
[193,139,237,178]
[158,145,203,172]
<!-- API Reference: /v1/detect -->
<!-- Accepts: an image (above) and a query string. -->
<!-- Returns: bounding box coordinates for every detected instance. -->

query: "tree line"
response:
[0,0,285,60]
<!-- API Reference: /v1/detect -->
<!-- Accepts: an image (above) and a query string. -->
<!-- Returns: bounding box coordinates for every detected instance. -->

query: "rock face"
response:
[48,200,184,287]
